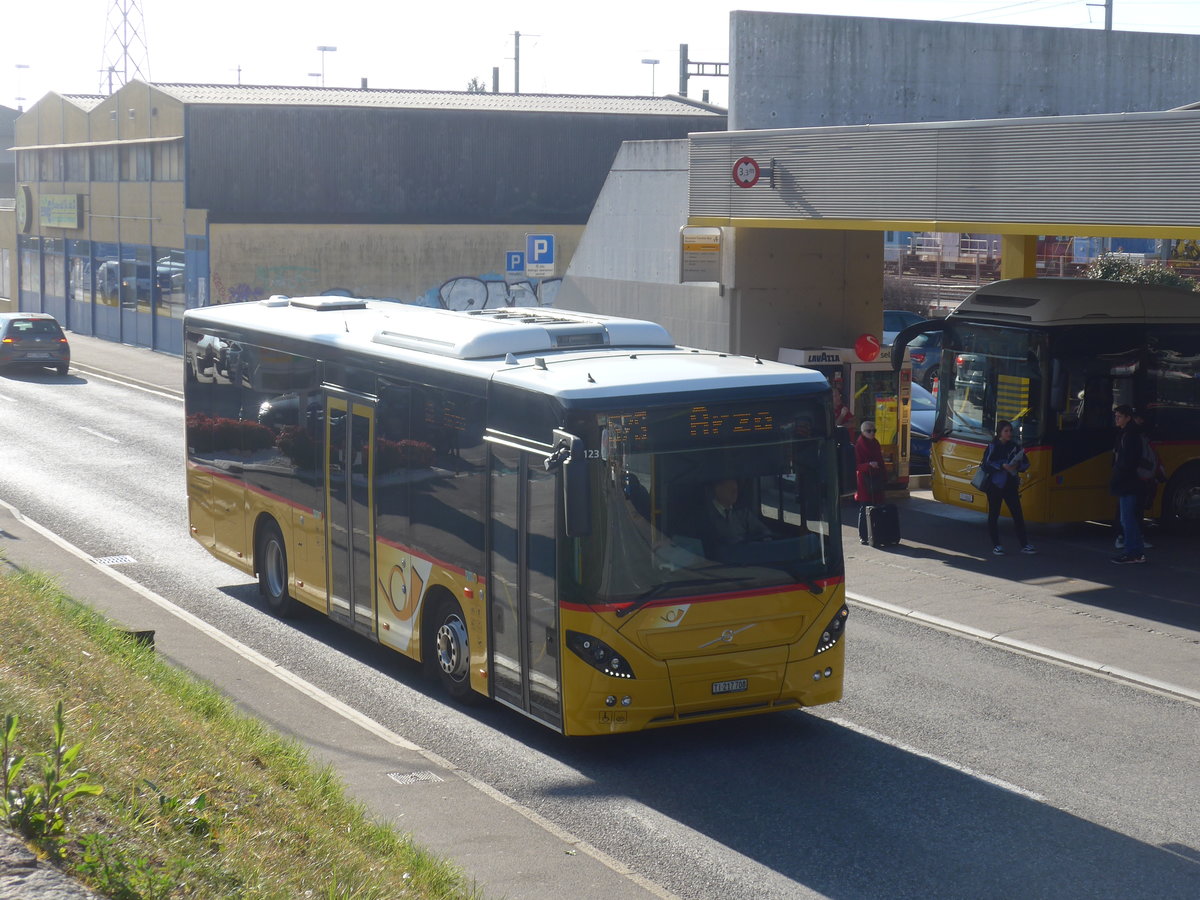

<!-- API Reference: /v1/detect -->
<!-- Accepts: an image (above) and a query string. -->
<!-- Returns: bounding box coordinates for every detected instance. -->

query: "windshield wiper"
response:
[614,576,749,619]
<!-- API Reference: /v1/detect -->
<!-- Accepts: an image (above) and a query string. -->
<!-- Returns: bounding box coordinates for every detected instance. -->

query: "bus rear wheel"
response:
[257,521,300,618]
[1162,464,1200,530]
[426,597,476,703]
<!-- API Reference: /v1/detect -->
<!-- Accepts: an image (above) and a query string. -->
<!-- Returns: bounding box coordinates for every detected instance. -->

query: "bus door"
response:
[325,394,377,636]
[486,436,562,730]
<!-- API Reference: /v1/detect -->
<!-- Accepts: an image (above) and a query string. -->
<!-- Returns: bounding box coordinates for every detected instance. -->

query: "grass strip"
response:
[0,568,481,899]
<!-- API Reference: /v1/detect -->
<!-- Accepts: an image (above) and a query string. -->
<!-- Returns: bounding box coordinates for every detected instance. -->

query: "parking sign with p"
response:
[525,233,556,277]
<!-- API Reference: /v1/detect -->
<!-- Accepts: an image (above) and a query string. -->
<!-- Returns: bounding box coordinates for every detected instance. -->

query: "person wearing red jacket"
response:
[854,421,885,544]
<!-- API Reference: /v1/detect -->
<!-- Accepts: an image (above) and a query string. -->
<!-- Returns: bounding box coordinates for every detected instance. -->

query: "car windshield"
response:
[563,397,843,609]
[939,322,1048,443]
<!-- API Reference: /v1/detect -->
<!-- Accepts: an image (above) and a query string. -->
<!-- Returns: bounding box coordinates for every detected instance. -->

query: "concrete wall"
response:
[557,140,731,351]
[732,228,882,358]
[730,12,1200,130]
[210,223,582,306]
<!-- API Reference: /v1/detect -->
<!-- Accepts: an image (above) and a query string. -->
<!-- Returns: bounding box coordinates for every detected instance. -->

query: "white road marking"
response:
[0,394,15,402]
[847,591,1200,705]
[78,425,120,443]
[827,716,1047,802]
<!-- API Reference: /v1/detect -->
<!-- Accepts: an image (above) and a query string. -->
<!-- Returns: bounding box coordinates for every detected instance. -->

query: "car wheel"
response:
[924,366,939,390]
[425,595,477,703]
[257,521,300,617]
[56,363,69,375]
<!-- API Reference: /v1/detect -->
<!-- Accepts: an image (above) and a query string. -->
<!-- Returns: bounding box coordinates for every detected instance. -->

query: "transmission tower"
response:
[98,0,151,94]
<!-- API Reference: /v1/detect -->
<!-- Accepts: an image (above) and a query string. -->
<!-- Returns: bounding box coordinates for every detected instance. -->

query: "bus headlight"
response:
[566,630,636,679]
[815,605,849,654]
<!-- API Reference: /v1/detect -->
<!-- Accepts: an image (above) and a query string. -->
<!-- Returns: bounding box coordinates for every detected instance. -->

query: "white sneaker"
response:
[1021,545,1037,555]
[992,545,1005,556]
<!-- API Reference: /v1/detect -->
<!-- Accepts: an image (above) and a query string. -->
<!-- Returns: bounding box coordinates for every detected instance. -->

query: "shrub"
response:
[1085,253,1199,291]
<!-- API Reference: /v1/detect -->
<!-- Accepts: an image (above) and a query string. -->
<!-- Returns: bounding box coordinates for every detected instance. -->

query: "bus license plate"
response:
[712,678,748,695]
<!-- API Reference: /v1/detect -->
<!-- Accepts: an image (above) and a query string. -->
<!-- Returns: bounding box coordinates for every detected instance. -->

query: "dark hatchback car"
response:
[0,313,71,375]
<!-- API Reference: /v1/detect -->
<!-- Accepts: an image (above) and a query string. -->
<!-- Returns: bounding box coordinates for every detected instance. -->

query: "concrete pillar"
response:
[1000,234,1038,279]
[730,227,883,359]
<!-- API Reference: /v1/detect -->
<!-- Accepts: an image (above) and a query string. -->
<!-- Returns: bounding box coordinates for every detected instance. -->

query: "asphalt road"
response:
[1,337,1198,899]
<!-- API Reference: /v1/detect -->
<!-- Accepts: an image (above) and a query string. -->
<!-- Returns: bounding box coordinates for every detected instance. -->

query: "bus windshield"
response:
[940,323,1048,445]
[564,397,843,609]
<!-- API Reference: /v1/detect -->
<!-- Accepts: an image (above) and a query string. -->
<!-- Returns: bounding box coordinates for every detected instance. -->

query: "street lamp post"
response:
[15,63,29,109]
[640,58,660,96]
[316,45,337,87]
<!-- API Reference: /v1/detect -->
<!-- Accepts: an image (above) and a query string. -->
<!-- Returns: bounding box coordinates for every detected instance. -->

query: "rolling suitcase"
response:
[865,503,901,547]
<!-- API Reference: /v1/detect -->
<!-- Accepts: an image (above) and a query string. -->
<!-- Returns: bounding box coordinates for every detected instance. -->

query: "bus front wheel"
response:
[1162,464,1200,530]
[426,596,476,703]
[257,521,300,618]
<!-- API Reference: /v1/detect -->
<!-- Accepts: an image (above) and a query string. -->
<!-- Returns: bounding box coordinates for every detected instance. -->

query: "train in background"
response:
[882,232,1195,281]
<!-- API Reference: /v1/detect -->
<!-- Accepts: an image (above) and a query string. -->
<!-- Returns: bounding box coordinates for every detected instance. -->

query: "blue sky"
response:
[6,1,1200,110]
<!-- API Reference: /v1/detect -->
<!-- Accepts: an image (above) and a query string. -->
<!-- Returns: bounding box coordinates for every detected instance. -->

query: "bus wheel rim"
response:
[436,614,469,681]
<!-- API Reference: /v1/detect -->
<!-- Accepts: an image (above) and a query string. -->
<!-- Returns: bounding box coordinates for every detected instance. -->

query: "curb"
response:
[846,591,1200,705]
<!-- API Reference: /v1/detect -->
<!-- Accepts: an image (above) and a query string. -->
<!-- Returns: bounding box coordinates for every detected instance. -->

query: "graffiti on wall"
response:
[210,267,561,309]
[211,266,321,304]
[429,274,562,310]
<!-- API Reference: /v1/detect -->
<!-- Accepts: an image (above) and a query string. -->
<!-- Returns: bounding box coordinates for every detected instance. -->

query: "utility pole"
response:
[514,31,521,94]
[1087,0,1114,31]
[677,43,728,99]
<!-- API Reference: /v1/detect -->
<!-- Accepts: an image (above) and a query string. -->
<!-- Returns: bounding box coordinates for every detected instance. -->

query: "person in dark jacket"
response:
[854,420,886,544]
[1111,404,1146,564]
[981,420,1035,556]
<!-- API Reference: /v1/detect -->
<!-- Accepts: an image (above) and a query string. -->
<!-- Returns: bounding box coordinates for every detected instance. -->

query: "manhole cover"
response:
[92,555,137,566]
[386,771,445,786]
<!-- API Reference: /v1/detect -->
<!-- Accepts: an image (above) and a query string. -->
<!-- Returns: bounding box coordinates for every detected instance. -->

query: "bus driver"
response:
[700,478,772,556]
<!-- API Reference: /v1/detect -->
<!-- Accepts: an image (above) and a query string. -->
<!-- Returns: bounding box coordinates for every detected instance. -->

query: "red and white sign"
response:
[854,333,881,362]
[732,156,760,189]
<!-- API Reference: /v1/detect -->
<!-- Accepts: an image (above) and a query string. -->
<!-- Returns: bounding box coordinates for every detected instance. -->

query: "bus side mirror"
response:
[546,429,591,537]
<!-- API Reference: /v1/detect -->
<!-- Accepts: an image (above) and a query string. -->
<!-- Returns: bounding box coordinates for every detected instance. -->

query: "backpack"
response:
[1137,435,1163,482]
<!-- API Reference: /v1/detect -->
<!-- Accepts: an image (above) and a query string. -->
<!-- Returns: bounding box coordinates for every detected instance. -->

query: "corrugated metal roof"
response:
[149,82,725,116]
[60,94,106,111]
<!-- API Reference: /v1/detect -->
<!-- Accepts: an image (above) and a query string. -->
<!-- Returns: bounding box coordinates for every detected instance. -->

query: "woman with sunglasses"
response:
[854,420,886,544]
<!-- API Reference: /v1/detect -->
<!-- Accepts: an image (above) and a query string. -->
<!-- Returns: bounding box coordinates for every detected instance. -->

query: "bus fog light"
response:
[605,695,616,707]
[812,671,822,681]
[621,696,632,707]
[824,667,833,678]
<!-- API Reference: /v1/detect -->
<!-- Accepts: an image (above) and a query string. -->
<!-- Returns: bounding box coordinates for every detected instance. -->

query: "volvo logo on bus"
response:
[699,624,756,649]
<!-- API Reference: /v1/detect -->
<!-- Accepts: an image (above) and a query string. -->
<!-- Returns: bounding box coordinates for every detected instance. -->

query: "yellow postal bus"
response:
[184,297,848,736]
[895,278,1200,525]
